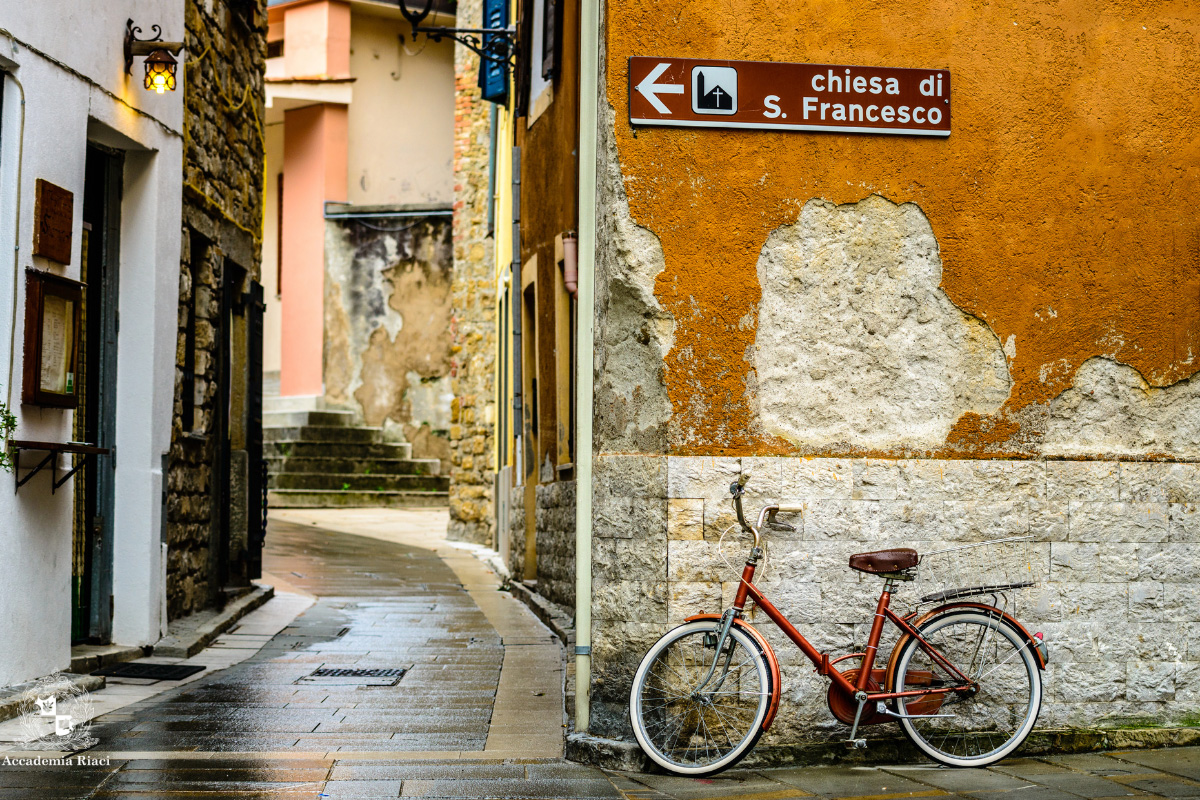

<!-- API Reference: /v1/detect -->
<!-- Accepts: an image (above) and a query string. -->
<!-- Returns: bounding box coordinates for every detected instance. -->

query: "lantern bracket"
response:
[396,1,517,67]
[124,19,184,75]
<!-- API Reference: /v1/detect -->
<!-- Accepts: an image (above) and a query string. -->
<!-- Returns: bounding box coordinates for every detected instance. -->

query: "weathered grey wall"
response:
[324,213,454,462]
[535,480,576,608]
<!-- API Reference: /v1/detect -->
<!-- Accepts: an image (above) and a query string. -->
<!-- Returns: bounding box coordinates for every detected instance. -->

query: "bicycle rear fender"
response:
[685,613,782,730]
[884,602,1048,692]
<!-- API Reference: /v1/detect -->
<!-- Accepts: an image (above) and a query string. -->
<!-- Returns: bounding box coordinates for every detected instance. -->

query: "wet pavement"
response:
[2,509,1200,797]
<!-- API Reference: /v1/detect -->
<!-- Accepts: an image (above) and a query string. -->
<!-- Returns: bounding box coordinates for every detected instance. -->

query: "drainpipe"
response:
[3,69,25,409]
[574,0,601,734]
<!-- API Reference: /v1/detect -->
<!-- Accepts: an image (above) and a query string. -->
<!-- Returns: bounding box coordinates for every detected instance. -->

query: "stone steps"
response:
[263,406,448,509]
[265,456,440,476]
[269,472,447,492]
[265,440,413,459]
[263,409,357,428]
[269,489,450,508]
[263,425,381,444]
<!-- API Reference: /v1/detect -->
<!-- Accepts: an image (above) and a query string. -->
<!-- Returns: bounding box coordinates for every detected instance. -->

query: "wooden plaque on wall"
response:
[23,269,83,408]
[33,179,74,265]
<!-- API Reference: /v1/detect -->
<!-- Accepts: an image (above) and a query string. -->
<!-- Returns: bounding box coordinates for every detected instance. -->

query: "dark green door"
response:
[73,144,121,644]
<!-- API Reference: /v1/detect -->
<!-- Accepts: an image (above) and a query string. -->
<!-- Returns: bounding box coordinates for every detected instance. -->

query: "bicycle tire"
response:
[893,610,1042,767]
[630,620,771,776]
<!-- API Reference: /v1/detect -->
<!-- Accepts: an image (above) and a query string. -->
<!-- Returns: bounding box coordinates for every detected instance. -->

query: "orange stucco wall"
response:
[281,102,348,397]
[605,1,1200,456]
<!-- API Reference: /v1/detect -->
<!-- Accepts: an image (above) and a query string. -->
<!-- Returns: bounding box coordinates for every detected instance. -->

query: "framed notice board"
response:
[23,269,83,408]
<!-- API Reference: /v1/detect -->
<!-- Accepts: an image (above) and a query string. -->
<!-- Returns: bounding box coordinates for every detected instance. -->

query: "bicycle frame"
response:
[729,562,974,704]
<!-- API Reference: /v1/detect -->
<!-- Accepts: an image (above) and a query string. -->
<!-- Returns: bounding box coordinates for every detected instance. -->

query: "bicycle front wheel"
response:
[893,611,1042,767]
[630,620,771,776]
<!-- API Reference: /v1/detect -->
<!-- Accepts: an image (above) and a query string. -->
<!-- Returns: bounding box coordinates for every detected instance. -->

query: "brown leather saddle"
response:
[848,548,919,575]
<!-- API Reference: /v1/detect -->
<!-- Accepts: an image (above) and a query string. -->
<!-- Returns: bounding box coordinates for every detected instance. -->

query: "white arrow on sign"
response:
[635,62,684,114]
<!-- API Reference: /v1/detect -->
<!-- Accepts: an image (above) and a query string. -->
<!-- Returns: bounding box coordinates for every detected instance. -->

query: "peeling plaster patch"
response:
[1043,357,1200,459]
[593,99,675,453]
[1004,335,1017,361]
[754,196,1011,451]
[405,370,452,432]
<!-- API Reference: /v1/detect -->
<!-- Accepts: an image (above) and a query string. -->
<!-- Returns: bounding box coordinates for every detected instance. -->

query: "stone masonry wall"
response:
[535,480,576,608]
[323,213,454,461]
[168,0,265,619]
[447,0,497,546]
[166,241,221,620]
[508,493,527,580]
[589,454,1200,746]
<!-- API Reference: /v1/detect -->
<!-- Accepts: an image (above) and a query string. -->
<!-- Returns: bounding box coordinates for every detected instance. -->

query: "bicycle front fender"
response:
[884,602,1048,692]
[685,613,782,730]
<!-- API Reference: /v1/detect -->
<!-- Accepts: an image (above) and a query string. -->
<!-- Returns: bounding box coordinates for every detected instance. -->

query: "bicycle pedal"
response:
[845,738,868,750]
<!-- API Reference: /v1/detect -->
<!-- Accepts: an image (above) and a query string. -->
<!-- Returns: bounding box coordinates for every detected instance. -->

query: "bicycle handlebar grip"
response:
[776,504,804,513]
[737,473,751,487]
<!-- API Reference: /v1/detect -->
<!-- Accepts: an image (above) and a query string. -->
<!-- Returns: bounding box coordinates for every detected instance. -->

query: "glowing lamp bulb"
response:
[143,49,177,93]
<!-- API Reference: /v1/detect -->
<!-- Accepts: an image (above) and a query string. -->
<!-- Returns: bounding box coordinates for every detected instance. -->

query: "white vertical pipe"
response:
[574,0,601,734]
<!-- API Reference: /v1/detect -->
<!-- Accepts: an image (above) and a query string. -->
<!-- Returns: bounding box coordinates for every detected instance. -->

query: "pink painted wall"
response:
[280,102,348,396]
[283,0,350,79]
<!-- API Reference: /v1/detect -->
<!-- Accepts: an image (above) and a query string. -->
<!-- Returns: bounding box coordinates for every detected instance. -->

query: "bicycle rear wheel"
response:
[893,611,1041,767]
[630,620,771,776]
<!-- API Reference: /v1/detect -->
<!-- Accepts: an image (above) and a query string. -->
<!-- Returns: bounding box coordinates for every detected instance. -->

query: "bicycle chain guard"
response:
[827,664,945,725]
[827,667,889,726]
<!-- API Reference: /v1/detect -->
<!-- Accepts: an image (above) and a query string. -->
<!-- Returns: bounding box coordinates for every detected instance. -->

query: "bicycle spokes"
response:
[632,622,770,773]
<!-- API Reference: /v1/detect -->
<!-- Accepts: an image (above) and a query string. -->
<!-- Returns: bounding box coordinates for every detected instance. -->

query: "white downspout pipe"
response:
[574,0,601,734]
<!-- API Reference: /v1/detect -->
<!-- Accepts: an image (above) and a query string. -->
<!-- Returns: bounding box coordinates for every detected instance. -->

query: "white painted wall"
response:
[0,1,182,686]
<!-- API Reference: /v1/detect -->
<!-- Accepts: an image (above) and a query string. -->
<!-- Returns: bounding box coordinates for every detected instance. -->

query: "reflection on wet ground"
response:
[86,520,504,755]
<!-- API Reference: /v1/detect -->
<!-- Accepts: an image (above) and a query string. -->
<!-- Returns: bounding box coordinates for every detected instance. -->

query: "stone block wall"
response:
[589,453,1200,744]
[323,213,454,460]
[535,480,576,608]
[447,0,497,546]
[168,0,265,619]
[166,240,222,619]
[508,491,527,579]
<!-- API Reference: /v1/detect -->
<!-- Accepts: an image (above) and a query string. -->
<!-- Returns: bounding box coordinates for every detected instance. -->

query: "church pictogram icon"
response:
[691,66,738,115]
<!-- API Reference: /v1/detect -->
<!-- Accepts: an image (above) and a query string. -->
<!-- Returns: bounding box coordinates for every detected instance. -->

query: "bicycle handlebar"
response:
[730,475,805,551]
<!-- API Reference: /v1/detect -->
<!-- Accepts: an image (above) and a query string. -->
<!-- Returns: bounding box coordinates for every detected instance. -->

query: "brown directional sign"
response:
[629,57,951,137]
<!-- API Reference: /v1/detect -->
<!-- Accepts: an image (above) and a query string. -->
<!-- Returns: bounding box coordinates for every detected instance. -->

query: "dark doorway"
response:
[245,281,265,580]
[73,144,121,644]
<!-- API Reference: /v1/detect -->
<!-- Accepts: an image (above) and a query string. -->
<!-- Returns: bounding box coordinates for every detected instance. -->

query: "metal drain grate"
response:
[296,666,408,686]
[312,668,405,678]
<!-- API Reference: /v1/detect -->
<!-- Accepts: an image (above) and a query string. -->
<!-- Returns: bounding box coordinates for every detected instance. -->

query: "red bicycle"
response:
[630,474,1048,775]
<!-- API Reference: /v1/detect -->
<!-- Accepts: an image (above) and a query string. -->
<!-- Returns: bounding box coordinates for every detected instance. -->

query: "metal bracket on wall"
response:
[396,0,518,67]
[575,645,591,656]
[12,440,110,494]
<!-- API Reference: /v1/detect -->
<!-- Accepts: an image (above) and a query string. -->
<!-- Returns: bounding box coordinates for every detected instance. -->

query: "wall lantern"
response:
[124,19,184,93]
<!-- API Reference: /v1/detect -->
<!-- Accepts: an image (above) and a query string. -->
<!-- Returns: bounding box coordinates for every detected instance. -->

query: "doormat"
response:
[92,663,206,681]
[296,667,407,686]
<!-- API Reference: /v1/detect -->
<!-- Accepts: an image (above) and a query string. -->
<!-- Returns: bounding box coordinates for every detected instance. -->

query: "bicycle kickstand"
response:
[844,691,869,750]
